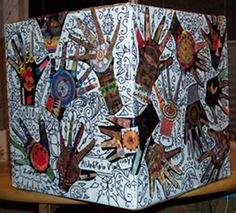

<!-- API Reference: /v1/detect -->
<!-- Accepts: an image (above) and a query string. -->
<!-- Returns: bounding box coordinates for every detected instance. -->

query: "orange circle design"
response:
[123,130,139,151]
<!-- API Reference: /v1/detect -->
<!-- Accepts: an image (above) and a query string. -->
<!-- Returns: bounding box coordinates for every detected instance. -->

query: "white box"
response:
[4,3,230,209]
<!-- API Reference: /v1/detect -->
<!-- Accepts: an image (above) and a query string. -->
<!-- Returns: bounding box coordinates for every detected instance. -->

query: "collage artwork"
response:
[4,3,230,210]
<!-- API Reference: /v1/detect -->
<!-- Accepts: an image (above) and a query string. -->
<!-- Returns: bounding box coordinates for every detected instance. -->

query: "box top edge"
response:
[4,2,226,26]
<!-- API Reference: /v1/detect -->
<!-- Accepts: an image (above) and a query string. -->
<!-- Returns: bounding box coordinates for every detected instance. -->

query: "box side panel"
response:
[133,3,230,210]
[4,17,61,195]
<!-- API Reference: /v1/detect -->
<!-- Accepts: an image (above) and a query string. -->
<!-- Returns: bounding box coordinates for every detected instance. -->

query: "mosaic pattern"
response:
[5,3,229,210]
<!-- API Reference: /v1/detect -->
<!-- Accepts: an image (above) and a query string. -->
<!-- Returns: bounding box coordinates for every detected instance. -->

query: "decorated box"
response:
[4,3,230,210]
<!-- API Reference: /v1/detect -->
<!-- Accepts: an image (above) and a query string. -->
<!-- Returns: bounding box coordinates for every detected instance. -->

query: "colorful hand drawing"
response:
[46,43,95,120]
[170,12,208,87]
[198,127,230,183]
[11,118,54,180]
[99,102,159,175]
[201,15,226,70]
[37,12,67,53]
[57,116,96,191]
[185,84,209,154]
[205,75,229,122]
[135,7,172,103]
[69,8,122,114]
[7,32,49,105]
[145,142,182,197]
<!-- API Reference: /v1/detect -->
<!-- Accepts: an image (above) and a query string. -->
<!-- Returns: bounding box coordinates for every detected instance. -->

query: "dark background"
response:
[29,0,236,40]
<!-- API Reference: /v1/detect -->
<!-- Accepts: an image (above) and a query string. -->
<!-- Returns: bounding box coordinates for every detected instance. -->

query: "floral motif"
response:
[123,130,139,151]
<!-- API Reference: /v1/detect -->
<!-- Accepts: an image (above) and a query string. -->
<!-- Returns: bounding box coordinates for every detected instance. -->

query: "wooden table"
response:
[1,142,236,212]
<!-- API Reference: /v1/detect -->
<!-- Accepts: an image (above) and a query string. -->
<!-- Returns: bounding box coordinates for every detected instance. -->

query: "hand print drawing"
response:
[198,127,230,183]
[134,7,172,103]
[57,116,96,191]
[99,102,159,175]
[11,118,55,180]
[205,75,228,122]
[145,142,182,198]
[201,16,226,70]
[37,12,67,53]
[170,12,208,87]
[46,43,94,120]
[69,8,122,114]
[99,116,133,163]
[7,32,49,105]
[184,84,209,155]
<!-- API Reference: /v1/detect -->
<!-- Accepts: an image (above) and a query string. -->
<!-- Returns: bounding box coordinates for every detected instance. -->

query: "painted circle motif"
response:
[188,103,200,126]
[51,70,75,107]
[123,130,139,151]
[176,32,195,70]
[30,143,49,172]
[162,103,178,121]
[90,43,111,73]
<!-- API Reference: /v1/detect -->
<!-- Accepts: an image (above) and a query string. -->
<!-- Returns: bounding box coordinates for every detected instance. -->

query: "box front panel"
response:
[5,4,140,209]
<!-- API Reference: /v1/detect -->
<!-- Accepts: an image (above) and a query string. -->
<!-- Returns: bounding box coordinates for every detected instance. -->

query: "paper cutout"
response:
[46,43,94,120]
[69,8,122,114]
[145,142,182,197]
[205,75,229,122]
[201,16,226,70]
[57,116,96,191]
[185,84,209,154]
[135,8,172,102]
[7,33,49,105]
[170,12,208,87]
[12,119,54,180]
[198,127,230,183]
[37,13,66,53]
